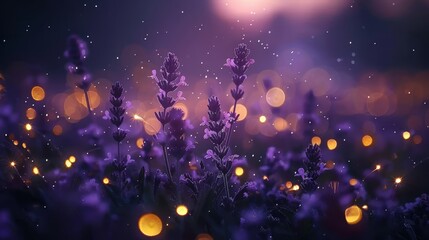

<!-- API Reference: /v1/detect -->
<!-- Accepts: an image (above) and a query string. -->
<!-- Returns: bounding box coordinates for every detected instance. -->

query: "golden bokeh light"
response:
[26,108,37,120]
[345,205,362,225]
[402,131,411,140]
[230,103,247,121]
[375,164,381,170]
[65,160,72,168]
[235,167,244,176]
[292,185,300,191]
[266,87,286,107]
[362,135,373,147]
[69,156,76,163]
[349,178,358,186]
[136,138,144,149]
[311,136,322,146]
[327,139,337,150]
[144,117,162,135]
[31,86,45,101]
[10,161,16,167]
[138,213,163,237]
[259,115,267,123]
[33,167,40,175]
[53,124,63,136]
[273,117,288,131]
[176,205,188,216]
[103,177,110,185]
[285,181,293,189]
[74,90,101,109]
[395,177,402,184]
[196,233,214,240]
[25,123,32,131]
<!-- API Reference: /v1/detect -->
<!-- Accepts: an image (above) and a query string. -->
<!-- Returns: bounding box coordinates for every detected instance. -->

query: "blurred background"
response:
[1,0,429,201]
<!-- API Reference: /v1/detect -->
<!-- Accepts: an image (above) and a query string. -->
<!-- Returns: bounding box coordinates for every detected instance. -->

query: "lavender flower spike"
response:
[152,52,187,183]
[64,35,92,114]
[109,82,127,160]
[224,43,254,147]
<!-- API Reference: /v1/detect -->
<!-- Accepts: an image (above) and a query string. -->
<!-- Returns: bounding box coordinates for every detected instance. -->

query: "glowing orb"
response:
[10,162,16,167]
[402,131,411,140]
[65,160,72,168]
[53,125,63,136]
[25,123,32,131]
[292,185,300,191]
[31,86,45,101]
[138,213,163,237]
[345,205,362,225]
[327,139,337,150]
[230,104,247,121]
[26,108,37,120]
[311,136,321,146]
[349,178,358,186]
[103,178,110,185]
[285,181,293,189]
[259,115,267,123]
[173,102,189,119]
[375,164,381,170]
[33,167,40,175]
[235,167,244,176]
[273,117,288,131]
[196,233,214,240]
[266,87,286,107]
[395,177,402,184]
[69,156,76,163]
[362,135,373,147]
[176,205,188,216]
[136,138,144,149]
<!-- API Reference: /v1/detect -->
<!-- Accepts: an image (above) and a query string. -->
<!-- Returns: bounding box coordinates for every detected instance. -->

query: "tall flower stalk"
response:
[202,96,235,199]
[109,82,127,160]
[64,35,92,115]
[152,52,187,183]
[296,144,325,193]
[224,43,254,147]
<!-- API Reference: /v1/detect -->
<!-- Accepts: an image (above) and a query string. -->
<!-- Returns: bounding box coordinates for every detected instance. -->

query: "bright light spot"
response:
[25,123,32,131]
[103,177,110,185]
[349,178,358,186]
[69,156,76,163]
[327,139,337,150]
[31,86,45,101]
[33,167,40,175]
[362,205,368,210]
[292,185,300,191]
[311,136,322,146]
[230,104,248,121]
[26,108,37,120]
[345,205,362,225]
[13,140,19,146]
[176,205,188,216]
[362,135,373,147]
[53,125,63,136]
[395,177,402,184]
[10,161,16,167]
[259,115,267,123]
[375,164,381,170]
[133,114,143,121]
[136,138,144,149]
[65,160,72,168]
[402,131,411,140]
[266,87,286,107]
[235,167,244,176]
[263,175,269,181]
[285,181,293,189]
[273,117,288,131]
[196,233,214,240]
[138,213,163,237]
[22,143,27,149]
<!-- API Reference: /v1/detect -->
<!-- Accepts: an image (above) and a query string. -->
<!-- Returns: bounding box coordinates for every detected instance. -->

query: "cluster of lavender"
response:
[151,52,188,183]
[2,37,429,240]
[296,144,325,193]
[64,35,92,114]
